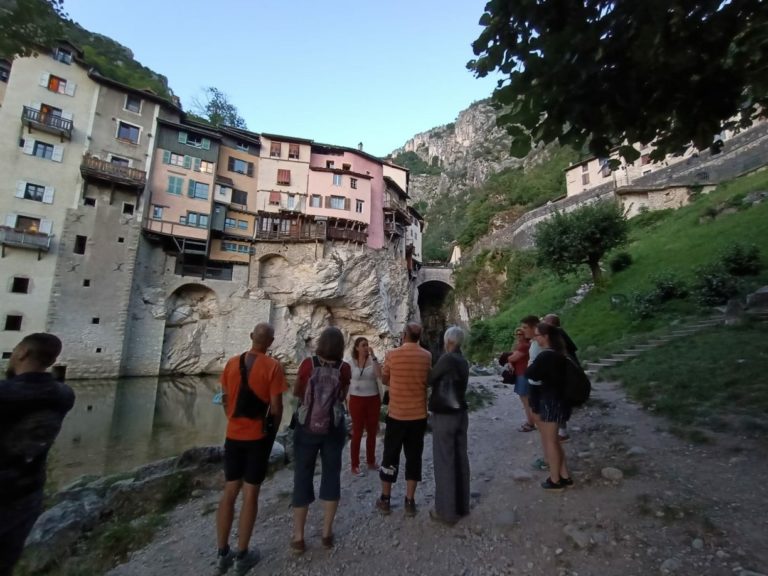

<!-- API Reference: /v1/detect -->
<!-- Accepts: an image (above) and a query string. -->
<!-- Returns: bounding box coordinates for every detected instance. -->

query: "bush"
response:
[693,264,740,306]
[610,251,633,273]
[629,291,657,319]
[650,272,689,302]
[720,243,761,276]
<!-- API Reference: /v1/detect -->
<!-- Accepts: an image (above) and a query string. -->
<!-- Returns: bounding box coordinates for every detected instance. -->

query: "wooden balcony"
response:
[384,221,407,236]
[0,226,53,257]
[22,106,72,140]
[254,221,326,242]
[327,226,367,244]
[80,154,147,189]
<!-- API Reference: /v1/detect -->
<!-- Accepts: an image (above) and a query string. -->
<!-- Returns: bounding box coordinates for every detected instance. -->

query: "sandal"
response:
[321,534,334,549]
[518,422,536,432]
[290,540,306,554]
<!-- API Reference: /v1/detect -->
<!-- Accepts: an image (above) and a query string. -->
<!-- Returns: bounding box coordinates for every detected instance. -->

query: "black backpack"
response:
[563,354,591,407]
[232,352,270,420]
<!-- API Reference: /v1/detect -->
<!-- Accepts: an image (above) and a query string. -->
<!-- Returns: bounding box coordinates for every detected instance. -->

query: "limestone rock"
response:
[563,524,591,549]
[660,558,683,573]
[601,467,624,481]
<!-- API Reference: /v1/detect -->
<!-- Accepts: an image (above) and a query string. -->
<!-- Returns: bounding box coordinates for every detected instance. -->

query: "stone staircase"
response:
[584,315,724,378]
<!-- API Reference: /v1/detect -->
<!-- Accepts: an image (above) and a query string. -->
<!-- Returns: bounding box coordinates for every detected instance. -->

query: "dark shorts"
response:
[224,437,272,485]
[292,422,346,507]
[0,491,43,576]
[514,374,530,396]
[380,416,427,483]
[529,388,572,424]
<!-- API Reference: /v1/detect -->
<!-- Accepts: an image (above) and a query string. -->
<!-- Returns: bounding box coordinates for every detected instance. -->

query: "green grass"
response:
[469,170,768,360]
[602,323,768,439]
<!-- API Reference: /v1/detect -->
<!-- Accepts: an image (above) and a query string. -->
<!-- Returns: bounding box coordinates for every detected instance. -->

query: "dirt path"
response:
[107,377,768,576]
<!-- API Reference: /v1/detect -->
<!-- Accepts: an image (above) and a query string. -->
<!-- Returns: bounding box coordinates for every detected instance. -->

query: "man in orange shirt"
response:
[216,323,287,575]
[376,322,432,517]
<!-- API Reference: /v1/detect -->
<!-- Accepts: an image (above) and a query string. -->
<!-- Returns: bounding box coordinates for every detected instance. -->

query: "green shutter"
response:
[178,131,187,144]
[193,157,201,171]
[201,138,211,150]
[162,150,171,164]
[188,180,195,197]
[183,155,192,169]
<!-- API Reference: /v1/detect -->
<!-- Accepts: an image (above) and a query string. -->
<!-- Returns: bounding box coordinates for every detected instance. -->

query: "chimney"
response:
[358,142,363,151]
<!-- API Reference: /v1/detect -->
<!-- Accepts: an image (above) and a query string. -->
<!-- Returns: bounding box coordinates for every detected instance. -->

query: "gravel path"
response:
[108,377,768,576]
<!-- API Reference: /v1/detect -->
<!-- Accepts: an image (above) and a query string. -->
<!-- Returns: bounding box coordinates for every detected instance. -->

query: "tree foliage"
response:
[192,87,247,129]
[468,0,768,162]
[0,0,65,57]
[534,200,628,283]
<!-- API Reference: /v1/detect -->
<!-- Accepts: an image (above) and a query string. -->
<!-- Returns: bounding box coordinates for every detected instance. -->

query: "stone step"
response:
[596,358,622,366]
[611,353,641,359]
[631,344,658,350]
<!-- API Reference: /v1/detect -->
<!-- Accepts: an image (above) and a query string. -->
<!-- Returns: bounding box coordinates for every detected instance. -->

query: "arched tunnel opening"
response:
[417,280,455,361]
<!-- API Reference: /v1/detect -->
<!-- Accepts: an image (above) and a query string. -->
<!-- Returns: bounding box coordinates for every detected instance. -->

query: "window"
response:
[110,156,130,166]
[198,160,214,174]
[581,163,589,173]
[11,277,30,294]
[270,141,282,157]
[83,279,91,287]
[329,196,345,209]
[350,178,358,190]
[164,152,189,168]
[24,183,45,202]
[236,141,249,152]
[117,121,140,144]
[641,154,651,166]
[4,315,22,331]
[16,216,40,233]
[581,173,590,186]
[183,212,209,228]
[152,206,163,219]
[332,174,342,187]
[187,180,209,200]
[342,163,351,171]
[355,199,364,213]
[287,195,296,210]
[47,74,66,93]
[84,197,96,207]
[232,189,248,205]
[2,352,11,359]
[91,317,100,324]
[122,203,135,215]
[124,95,142,113]
[288,143,300,159]
[224,217,237,229]
[269,192,281,206]
[325,160,335,169]
[74,235,87,255]
[237,220,248,230]
[54,47,73,64]
[178,132,211,150]
[95,347,102,353]
[228,157,253,176]
[277,169,291,185]
[0,62,9,83]
[310,195,321,208]
[117,237,125,243]
[222,242,238,252]
[33,141,54,160]
[167,176,184,195]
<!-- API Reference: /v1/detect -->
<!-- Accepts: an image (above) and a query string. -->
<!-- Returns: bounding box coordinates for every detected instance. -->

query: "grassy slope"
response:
[479,170,768,359]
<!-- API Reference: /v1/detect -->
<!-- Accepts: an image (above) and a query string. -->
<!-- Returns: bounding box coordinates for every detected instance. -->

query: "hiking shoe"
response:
[233,549,260,576]
[404,497,417,517]
[216,549,234,574]
[560,476,574,487]
[541,477,564,492]
[376,496,391,515]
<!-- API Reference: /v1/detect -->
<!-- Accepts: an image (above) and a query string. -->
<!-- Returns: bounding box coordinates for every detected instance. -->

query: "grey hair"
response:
[443,326,465,347]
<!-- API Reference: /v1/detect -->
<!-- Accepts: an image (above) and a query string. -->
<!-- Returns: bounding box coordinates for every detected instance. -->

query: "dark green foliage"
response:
[468,0,767,161]
[465,320,494,361]
[609,251,633,273]
[0,0,64,57]
[628,291,656,319]
[191,87,246,128]
[453,248,538,306]
[650,272,689,302]
[630,208,674,230]
[693,264,741,306]
[535,200,629,283]
[720,243,761,276]
[390,151,442,175]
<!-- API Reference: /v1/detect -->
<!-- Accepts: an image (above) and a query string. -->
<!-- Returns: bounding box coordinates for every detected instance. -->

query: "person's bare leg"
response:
[321,499,339,538]
[380,479,392,498]
[539,422,561,482]
[405,479,418,501]
[236,482,260,552]
[216,481,242,549]
[292,506,308,543]
[521,395,535,426]
[558,440,570,479]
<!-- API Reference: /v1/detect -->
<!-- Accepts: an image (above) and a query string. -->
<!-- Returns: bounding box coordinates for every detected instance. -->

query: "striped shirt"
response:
[382,343,432,420]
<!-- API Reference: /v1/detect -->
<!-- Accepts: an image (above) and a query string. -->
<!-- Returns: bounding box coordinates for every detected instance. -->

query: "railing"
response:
[327,227,367,244]
[22,106,73,140]
[383,196,408,212]
[143,218,208,242]
[254,222,326,242]
[0,226,53,251]
[80,154,146,188]
[384,221,406,236]
[174,261,233,281]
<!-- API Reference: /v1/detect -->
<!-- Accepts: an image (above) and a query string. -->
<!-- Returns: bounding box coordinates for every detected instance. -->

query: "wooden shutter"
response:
[5,214,18,227]
[162,150,171,164]
[22,139,35,155]
[188,180,195,197]
[324,196,331,208]
[39,219,53,235]
[51,145,64,162]
[183,155,192,169]
[15,182,26,198]
[247,162,254,177]
[228,157,235,171]
[61,111,73,121]
[43,186,55,204]
[39,72,50,87]
[193,157,201,172]
[201,138,211,150]
[344,197,351,211]
[178,131,188,144]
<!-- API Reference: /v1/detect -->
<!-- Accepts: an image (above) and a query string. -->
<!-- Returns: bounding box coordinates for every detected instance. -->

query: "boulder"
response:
[105,470,193,517]
[724,298,746,326]
[176,445,223,469]
[746,286,768,309]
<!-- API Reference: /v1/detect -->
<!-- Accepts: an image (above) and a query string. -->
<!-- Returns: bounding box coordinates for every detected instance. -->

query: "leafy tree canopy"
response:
[468,0,768,162]
[192,87,247,129]
[0,0,65,57]
[535,200,628,283]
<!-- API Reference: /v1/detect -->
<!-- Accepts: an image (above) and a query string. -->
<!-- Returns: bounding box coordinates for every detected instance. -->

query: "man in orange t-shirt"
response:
[215,323,287,575]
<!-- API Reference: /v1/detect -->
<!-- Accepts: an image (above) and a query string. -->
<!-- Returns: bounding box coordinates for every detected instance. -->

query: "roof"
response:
[310,166,373,180]
[157,118,222,139]
[261,132,314,145]
[407,205,424,220]
[220,126,262,146]
[312,142,388,166]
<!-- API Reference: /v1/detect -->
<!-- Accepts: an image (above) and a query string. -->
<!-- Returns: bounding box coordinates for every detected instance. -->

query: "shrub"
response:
[650,272,689,302]
[629,291,657,319]
[692,264,740,306]
[720,243,761,276]
[609,251,633,273]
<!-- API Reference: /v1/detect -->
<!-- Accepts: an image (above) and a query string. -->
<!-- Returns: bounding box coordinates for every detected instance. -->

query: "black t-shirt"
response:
[0,372,75,501]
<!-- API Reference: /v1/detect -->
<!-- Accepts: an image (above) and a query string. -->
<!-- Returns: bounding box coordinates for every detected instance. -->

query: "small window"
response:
[24,183,46,202]
[95,347,102,353]
[224,217,237,229]
[152,206,163,219]
[83,279,91,287]
[124,94,142,113]
[117,121,140,144]
[1,352,11,360]
[236,141,249,152]
[167,176,184,195]
[117,237,125,243]
[287,195,296,210]
[325,160,334,169]
[310,194,321,208]
[16,216,41,233]
[84,197,96,206]
[110,156,130,166]
[0,61,9,83]
[122,203,135,215]
[47,74,66,93]
[198,160,214,174]
[4,315,22,331]
[228,157,252,175]
[342,163,351,171]
[33,141,54,160]
[288,143,300,159]
[277,169,291,185]
[188,181,209,200]
[232,189,248,205]
[330,196,345,209]
[581,173,590,186]
[270,141,282,157]
[332,174,342,187]
[11,277,30,294]
[237,220,248,230]
[74,235,87,255]
[350,178,358,190]
[54,47,73,64]
[91,317,100,324]
[355,199,364,213]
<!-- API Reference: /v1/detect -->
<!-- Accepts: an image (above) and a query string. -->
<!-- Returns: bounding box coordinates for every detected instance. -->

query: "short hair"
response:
[403,322,422,343]
[520,315,540,327]
[315,327,345,362]
[19,333,62,368]
[251,323,275,346]
[443,326,465,347]
[543,313,561,327]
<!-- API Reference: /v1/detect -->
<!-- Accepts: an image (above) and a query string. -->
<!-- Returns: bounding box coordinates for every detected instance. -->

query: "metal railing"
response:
[0,226,53,251]
[80,154,146,187]
[22,106,73,140]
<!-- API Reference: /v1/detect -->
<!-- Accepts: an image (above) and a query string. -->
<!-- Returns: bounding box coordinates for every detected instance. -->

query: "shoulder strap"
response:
[240,352,256,389]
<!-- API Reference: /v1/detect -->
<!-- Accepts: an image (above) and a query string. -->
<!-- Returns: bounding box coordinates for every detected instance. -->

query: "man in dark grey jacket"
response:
[0,333,74,576]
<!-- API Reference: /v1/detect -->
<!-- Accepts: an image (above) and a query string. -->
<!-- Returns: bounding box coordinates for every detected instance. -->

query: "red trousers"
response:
[348,394,381,468]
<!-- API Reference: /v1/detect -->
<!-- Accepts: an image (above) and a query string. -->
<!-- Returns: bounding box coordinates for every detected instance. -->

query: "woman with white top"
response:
[346,337,382,476]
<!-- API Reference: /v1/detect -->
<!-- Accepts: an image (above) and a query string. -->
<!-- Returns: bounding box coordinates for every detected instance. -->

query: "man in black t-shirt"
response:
[0,333,74,576]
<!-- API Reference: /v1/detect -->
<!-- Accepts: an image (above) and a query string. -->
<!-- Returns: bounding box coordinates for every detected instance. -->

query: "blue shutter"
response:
[188,180,195,197]
[183,155,192,169]
[178,131,187,144]
[193,157,201,171]
[201,138,211,150]
[162,150,171,164]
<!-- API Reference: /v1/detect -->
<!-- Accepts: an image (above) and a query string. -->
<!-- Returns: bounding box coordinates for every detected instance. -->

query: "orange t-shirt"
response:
[220,351,288,441]
[382,343,432,421]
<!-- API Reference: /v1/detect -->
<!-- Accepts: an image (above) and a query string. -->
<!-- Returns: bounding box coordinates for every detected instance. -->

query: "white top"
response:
[527,340,542,386]
[346,356,380,397]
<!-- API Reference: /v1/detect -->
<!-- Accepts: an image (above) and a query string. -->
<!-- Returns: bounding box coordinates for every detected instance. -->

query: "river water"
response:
[51,375,297,488]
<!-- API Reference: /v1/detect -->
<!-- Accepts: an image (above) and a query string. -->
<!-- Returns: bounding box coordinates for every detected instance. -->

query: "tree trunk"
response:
[588,259,602,284]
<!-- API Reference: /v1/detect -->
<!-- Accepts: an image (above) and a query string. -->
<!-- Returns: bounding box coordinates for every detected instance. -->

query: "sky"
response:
[62,0,503,157]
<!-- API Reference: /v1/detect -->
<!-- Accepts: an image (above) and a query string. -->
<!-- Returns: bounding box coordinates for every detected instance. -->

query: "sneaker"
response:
[376,496,391,515]
[233,549,260,576]
[351,466,365,477]
[216,549,234,575]
[404,497,417,517]
[541,477,564,492]
[560,476,574,487]
[532,458,549,471]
